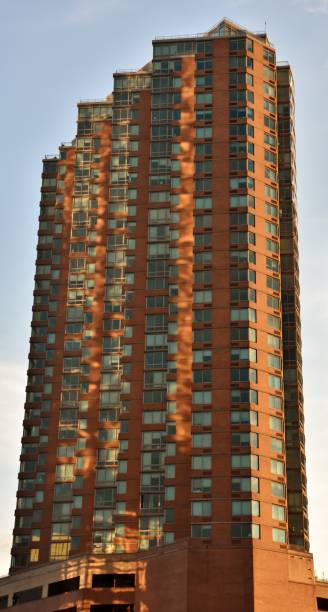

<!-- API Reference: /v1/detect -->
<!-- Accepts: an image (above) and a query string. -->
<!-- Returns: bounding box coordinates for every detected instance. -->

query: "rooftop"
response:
[153,18,273,47]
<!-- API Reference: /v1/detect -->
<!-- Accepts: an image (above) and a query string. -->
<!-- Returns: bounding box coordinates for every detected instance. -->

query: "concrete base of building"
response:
[0,540,327,611]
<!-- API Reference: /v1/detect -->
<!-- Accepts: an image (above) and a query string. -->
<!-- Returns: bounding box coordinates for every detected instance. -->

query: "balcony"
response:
[92,543,115,554]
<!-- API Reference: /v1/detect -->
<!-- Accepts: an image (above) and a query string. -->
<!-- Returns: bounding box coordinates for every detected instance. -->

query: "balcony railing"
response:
[79,98,108,104]
[154,28,268,41]
[140,506,164,514]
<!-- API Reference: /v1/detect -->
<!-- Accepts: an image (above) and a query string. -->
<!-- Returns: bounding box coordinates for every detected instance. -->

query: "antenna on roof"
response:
[265,20,267,33]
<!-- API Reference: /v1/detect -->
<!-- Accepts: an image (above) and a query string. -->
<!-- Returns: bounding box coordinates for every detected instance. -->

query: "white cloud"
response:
[61,0,126,26]
[306,0,328,13]
[295,0,328,13]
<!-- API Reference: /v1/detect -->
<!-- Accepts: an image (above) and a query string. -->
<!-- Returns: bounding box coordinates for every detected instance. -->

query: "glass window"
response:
[191,524,212,538]
[272,528,286,543]
[192,412,211,426]
[270,459,284,476]
[231,454,259,469]
[270,416,283,432]
[231,477,259,493]
[271,481,285,497]
[191,501,212,517]
[191,478,211,493]
[232,500,259,516]
[192,455,211,470]
[231,523,260,539]
[192,390,212,404]
[192,433,211,448]
[272,504,286,521]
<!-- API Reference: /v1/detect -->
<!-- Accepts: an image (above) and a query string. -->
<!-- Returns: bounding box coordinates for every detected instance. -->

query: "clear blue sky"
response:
[0,0,327,577]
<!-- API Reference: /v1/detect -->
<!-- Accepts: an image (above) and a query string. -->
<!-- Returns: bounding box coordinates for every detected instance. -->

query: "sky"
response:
[0,0,327,578]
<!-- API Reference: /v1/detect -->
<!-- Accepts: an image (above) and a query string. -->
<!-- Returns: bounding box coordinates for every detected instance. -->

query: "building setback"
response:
[0,17,327,612]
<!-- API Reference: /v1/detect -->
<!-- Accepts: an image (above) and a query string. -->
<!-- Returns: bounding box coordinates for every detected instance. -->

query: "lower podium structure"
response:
[0,541,327,611]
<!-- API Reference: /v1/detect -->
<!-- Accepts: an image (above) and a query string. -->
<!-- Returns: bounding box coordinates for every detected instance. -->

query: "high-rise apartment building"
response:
[0,17,327,612]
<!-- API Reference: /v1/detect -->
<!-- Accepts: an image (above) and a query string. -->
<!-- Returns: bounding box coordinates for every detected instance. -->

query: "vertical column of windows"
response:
[75,103,118,556]
[42,147,74,559]
[163,64,183,546]
[50,103,112,561]
[277,66,308,550]
[98,85,140,554]
[190,53,213,539]
[228,37,261,540]
[50,149,78,562]
[51,128,94,560]
[100,185,124,552]
[228,37,287,544]
[11,159,59,569]
[53,117,100,560]
[139,67,178,549]
[262,50,288,545]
